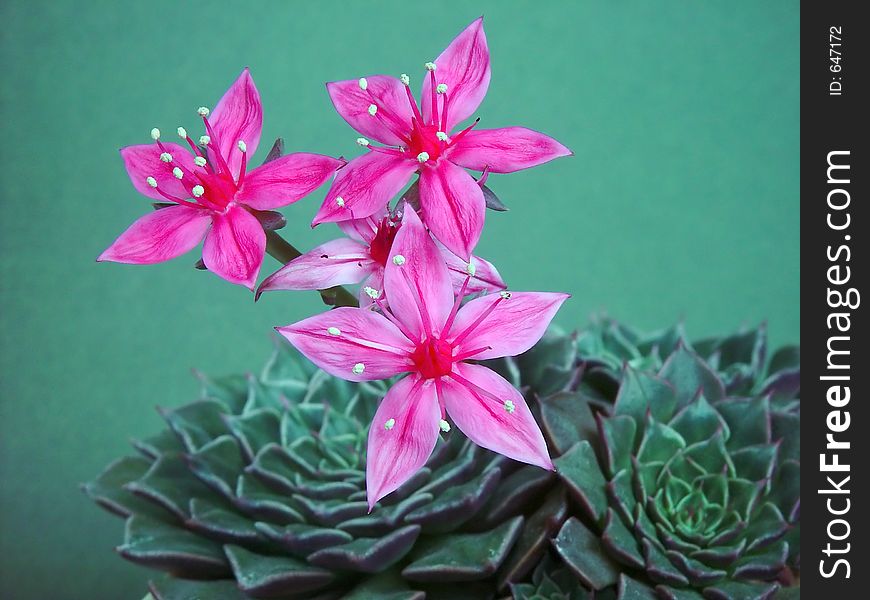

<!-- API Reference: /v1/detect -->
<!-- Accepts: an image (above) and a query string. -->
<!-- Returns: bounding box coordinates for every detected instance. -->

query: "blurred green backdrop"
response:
[0,1,798,598]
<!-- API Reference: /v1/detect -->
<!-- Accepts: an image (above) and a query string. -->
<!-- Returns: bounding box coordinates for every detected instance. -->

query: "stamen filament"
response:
[450,295,504,346]
[403,85,424,123]
[443,276,471,335]
[201,117,233,176]
[399,266,433,338]
[428,70,440,127]
[447,118,481,147]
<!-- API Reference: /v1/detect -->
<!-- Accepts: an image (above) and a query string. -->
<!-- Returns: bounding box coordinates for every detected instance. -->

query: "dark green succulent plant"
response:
[85,320,799,599]
[536,333,800,599]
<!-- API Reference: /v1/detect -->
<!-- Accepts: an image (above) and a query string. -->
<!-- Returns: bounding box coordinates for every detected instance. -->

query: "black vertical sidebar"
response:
[802,1,866,597]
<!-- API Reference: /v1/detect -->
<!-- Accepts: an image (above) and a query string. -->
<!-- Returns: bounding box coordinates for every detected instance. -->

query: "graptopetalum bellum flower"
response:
[257,208,505,305]
[277,207,568,508]
[99,68,343,289]
[312,17,572,260]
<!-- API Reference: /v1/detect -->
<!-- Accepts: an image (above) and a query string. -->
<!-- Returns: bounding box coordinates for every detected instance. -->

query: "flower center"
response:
[145,110,247,212]
[411,337,454,379]
[368,217,401,266]
[407,123,445,162]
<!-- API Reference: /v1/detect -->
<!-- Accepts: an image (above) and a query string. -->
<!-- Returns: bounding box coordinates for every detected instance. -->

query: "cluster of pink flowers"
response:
[100,18,571,509]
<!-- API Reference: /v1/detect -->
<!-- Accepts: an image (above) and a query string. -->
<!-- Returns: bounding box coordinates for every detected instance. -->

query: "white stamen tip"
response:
[416,151,430,163]
[384,418,396,431]
[466,262,476,276]
[150,128,161,140]
[436,131,449,142]
[352,363,365,375]
[194,156,208,167]
[499,291,512,300]
[191,185,205,198]
[425,62,437,71]
[199,135,211,146]
[356,137,370,147]
[392,254,406,266]
[436,83,448,94]
[503,400,516,414]
[358,77,368,90]
[439,419,451,433]
[177,126,187,139]
[146,176,158,188]
[327,327,341,336]
[197,106,210,117]
[364,286,381,299]
[237,140,247,153]
[367,104,378,116]
[172,167,184,179]
[336,196,345,207]
[400,73,410,86]
[159,152,173,163]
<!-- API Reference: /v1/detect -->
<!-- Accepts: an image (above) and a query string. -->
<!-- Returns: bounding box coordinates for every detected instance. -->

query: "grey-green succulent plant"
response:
[85,320,799,599]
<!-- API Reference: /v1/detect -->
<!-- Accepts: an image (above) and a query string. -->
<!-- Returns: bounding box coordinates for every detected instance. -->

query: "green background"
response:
[0,1,798,598]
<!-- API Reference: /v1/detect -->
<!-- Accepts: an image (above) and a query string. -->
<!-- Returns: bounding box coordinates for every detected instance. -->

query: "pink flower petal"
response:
[436,240,506,294]
[358,268,385,308]
[448,127,572,173]
[384,206,454,341]
[366,375,441,508]
[237,153,343,210]
[313,152,417,225]
[120,143,198,201]
[338,216,378,244]
[421,17,491,131]
[441,363,552,470]
[208,68,263,180]
[418,160,485,261]
[327,76,414,146]
[98,205,211,264]
[448,291,569,359]
[276,307,413,382]
[201,204,266,289]
[258,238,374,296]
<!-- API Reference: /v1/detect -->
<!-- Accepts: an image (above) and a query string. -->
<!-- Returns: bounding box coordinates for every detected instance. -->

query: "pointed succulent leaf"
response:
[83,456,170,520]
[118,515,230,577]
[147,577,249,600]
[540,391,598,454]
[659,344,725,408]
[403,517,524,582]
[701,580,779,600]
[613,368,676,424]
[224,544,335,597]
[187,498,263,545]
[308,525,421,573]
[125,453,228,520]
[552,517,620,590]
[496,488,569,589]
[554,442,609,524]
[617,574,658,600]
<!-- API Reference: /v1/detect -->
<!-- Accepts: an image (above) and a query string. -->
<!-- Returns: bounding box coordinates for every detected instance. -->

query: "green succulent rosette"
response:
[537,334,800,599]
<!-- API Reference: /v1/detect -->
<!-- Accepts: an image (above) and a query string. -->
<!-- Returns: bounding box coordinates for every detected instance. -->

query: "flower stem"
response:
[264,230,359,308]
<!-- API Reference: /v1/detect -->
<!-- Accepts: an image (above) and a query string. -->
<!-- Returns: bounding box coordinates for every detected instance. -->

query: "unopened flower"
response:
[257,209,505,304]
[278,206,568,508]
[314,17,571,260]
[99,69,343,289]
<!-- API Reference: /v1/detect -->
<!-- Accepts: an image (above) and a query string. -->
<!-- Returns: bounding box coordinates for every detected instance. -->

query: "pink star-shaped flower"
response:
[278,206,567,508]
[99,68,343,289]
[257,208,505,305]
[312,17,572,261]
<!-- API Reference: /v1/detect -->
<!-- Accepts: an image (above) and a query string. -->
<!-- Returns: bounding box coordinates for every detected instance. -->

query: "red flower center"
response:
[368,217,401,266]
[411,337,455,379]
[407,123,445,162]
